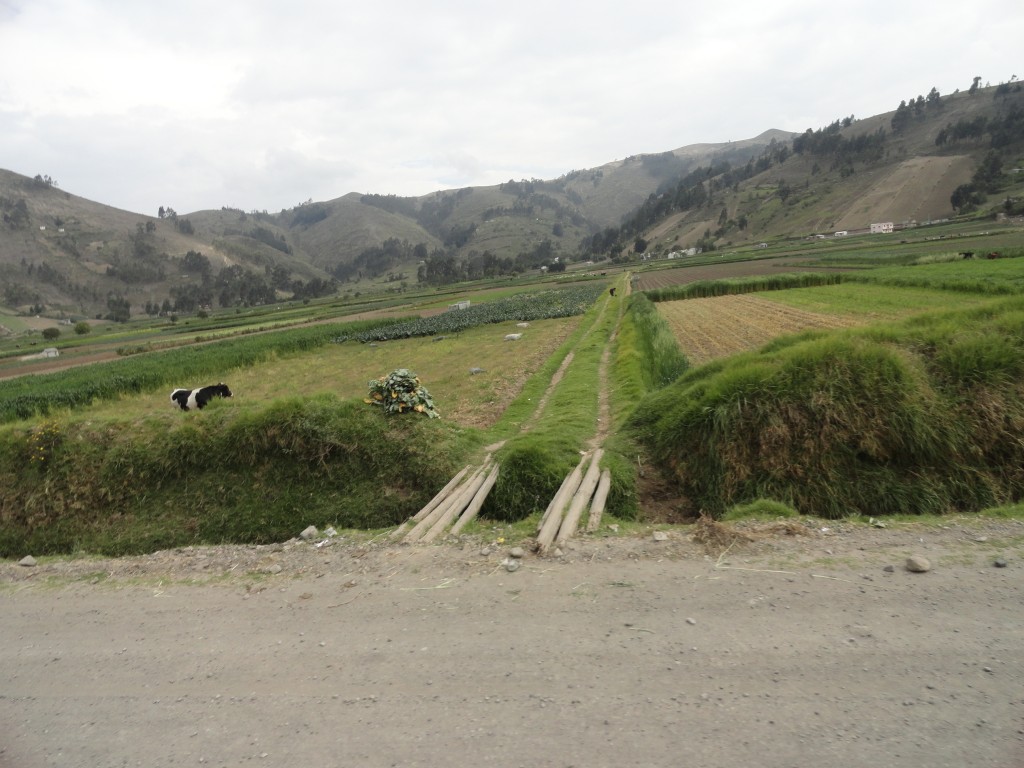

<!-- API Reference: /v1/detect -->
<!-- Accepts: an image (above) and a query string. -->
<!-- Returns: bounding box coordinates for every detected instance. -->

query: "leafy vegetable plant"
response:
[365,369,439,418]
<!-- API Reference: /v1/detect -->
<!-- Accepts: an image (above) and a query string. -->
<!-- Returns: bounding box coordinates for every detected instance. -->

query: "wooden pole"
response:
[390,465,470,539]
[585,469,612,532]
[537,469,576,534]
[420,462,493,543]
[537,452,591,554]
[449,463,501,536]
[404,465,483,543]
[536,453,589,534]
[556,449,603,546]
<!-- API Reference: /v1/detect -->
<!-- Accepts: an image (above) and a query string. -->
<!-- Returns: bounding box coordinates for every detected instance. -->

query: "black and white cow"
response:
[170,383,233,411]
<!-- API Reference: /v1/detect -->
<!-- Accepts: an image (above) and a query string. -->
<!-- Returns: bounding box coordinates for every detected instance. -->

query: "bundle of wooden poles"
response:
[392,447,610,551]
[535,448,611,555]
[391,456,501,544]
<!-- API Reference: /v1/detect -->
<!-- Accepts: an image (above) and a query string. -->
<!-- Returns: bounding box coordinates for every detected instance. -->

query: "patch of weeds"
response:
[724,498,799,521]
[978,504,1024,519]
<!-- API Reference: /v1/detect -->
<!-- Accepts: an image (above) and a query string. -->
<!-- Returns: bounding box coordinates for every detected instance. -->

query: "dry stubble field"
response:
[656,294,862,365]
[633,257,832,291]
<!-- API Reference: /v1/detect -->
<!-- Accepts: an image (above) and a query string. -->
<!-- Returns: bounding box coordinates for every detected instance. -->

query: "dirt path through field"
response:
[2,519,1022,768]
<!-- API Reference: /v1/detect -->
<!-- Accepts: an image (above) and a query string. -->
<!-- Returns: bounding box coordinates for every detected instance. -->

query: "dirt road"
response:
[2,520,1022,768]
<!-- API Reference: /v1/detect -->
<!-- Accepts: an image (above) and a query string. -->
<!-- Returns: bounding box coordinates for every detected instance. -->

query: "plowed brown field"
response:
[634,257,833,291]
[658,294,862,365]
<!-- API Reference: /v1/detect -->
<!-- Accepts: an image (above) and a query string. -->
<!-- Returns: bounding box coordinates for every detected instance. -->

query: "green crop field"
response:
[76,316,581,430]
[758,282,1000,320]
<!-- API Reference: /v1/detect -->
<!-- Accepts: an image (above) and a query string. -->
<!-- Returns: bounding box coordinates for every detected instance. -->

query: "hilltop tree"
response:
[970,76,982,95]
[891,100,912,133]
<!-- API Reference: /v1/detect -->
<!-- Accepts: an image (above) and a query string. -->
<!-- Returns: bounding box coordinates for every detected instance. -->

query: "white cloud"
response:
[0,0,1021,214]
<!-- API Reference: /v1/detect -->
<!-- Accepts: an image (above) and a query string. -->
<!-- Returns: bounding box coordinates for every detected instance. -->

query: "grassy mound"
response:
[0,395,479,557]
[629,296,1024,518]
[483,436,582,523]
[615,293,689,393]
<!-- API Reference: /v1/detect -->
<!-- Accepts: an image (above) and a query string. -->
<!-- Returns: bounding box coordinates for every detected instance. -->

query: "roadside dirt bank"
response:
[1,518,1022,768]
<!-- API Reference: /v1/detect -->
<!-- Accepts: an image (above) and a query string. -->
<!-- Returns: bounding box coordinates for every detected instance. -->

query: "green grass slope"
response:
[0,397,479,556]
[629,295,1024,519]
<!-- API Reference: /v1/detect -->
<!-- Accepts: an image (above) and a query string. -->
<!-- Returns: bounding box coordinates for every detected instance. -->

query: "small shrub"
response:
[483,440,573,522]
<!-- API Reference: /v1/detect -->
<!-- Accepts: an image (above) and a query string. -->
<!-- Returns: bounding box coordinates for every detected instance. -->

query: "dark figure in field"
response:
[170,383,232,411]
[960,251,974,259]
[609,287,616,296]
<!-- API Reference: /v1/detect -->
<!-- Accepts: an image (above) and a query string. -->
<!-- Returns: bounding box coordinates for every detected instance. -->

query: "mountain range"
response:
[1,81,1021,319]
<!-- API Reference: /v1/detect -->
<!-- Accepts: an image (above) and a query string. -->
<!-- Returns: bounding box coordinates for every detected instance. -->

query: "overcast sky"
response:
[0,0,1019,216]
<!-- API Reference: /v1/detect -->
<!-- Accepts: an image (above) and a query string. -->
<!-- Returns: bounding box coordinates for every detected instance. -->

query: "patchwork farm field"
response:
[656,283,1002,365]
[761,282,1000,320]
[656,294,861,365]
[633,256,833,291]
[79,315,581,429]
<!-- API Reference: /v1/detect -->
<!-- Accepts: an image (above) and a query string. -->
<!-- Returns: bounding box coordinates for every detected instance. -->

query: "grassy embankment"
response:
[0,314,473,556]
[630,256,1024,519]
